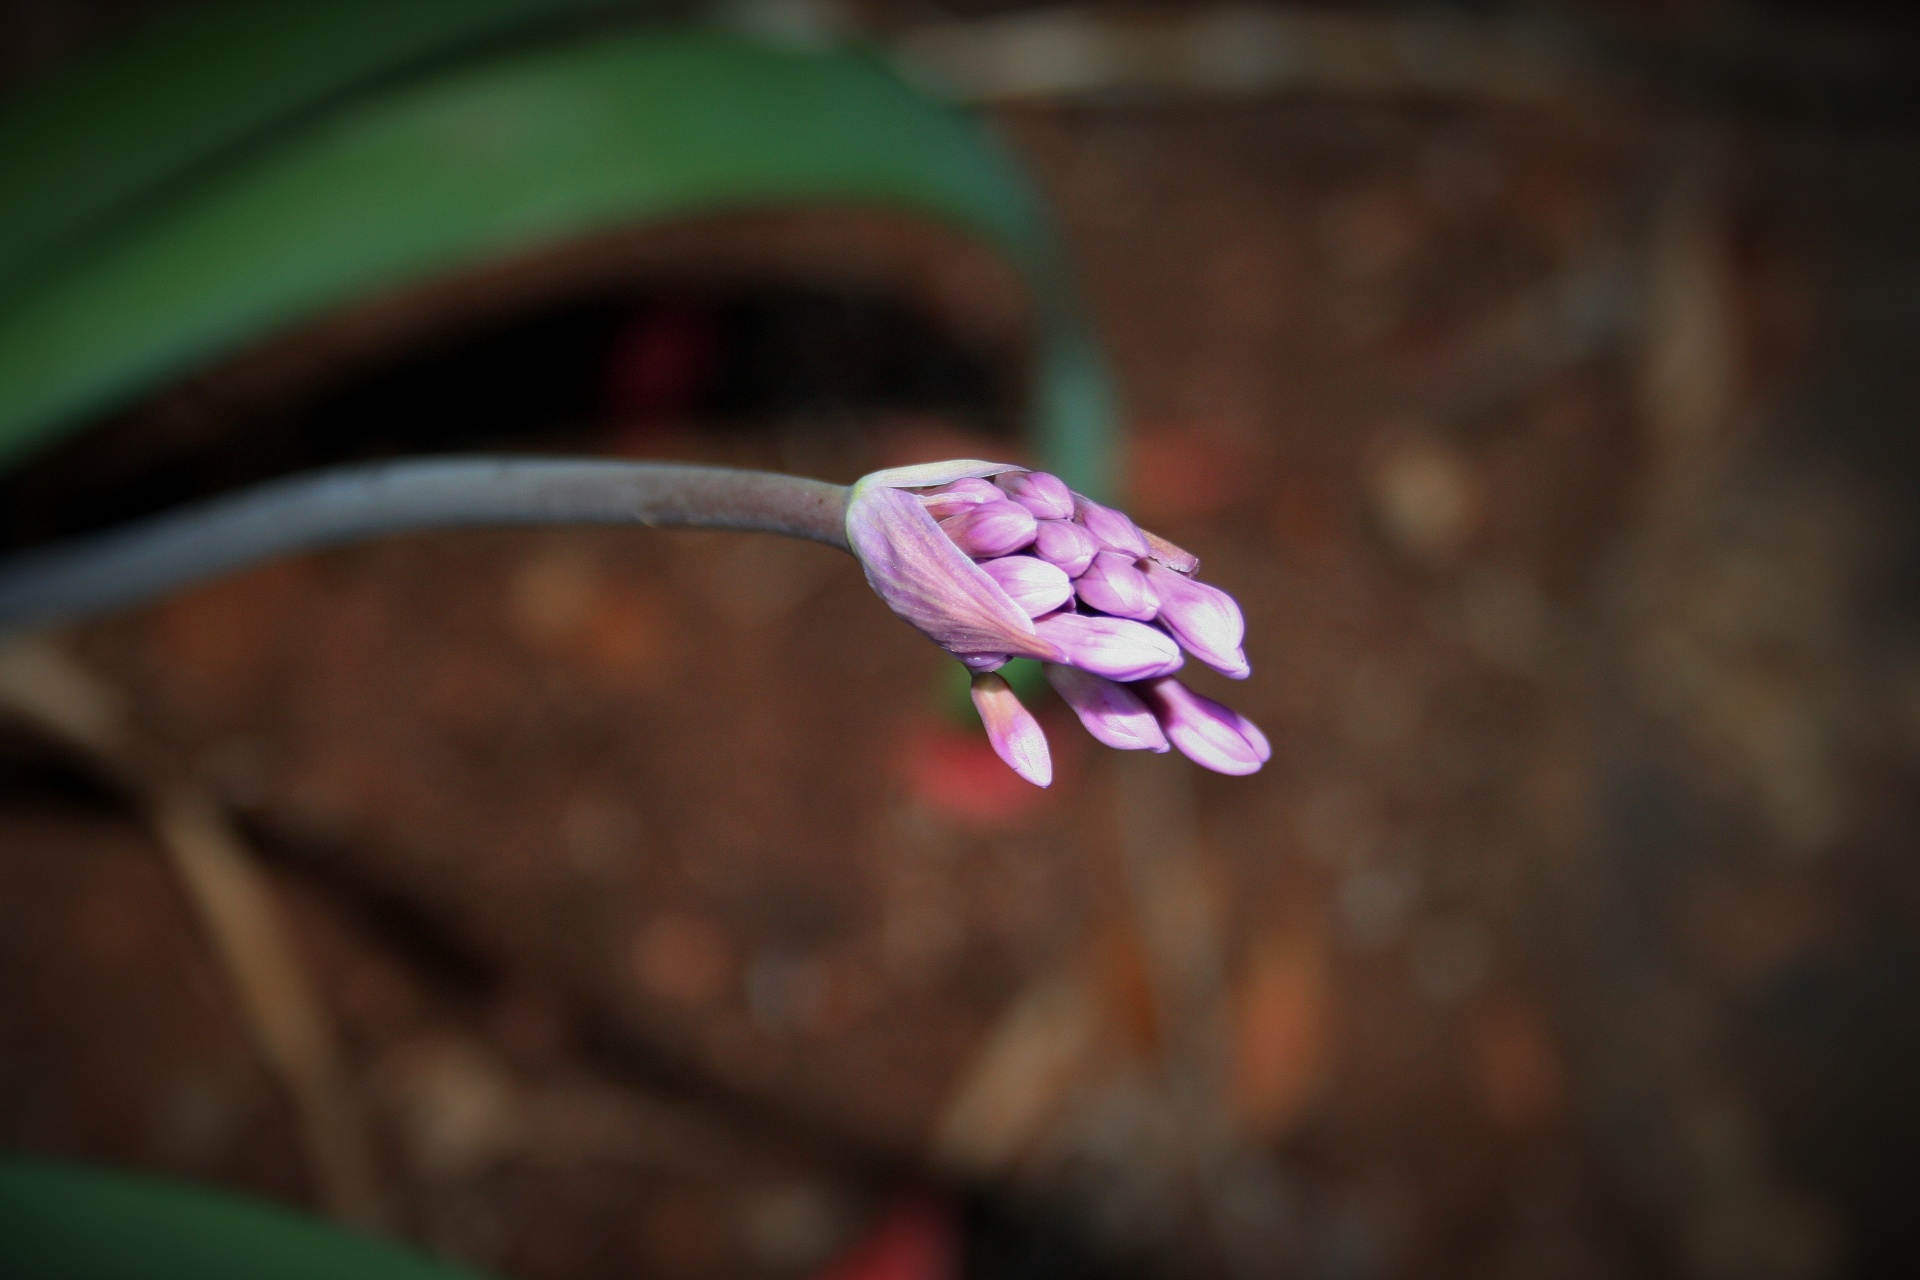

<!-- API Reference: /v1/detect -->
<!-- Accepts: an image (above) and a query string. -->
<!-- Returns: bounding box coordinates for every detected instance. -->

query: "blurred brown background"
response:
[2,2,1917,1278]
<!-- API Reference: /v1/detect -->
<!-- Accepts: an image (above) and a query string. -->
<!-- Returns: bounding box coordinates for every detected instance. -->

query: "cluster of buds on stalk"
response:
[845,460,1268,786]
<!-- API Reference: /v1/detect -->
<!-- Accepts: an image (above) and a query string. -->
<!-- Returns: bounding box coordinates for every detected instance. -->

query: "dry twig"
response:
[0,635,388,1230]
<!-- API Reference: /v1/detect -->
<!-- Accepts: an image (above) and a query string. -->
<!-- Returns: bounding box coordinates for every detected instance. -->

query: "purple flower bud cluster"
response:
[844,459,1268,787]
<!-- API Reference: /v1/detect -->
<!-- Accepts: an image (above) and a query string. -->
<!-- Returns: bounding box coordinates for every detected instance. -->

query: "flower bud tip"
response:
[994,470,1075,520]
[1074,551,1159,621]
[970,672,1053,787]
[979,555,1073,617]
[1139,678,1268,775]
[941,501,1039,558]
[1033,613,1184,682]
[1045,664,1169,752]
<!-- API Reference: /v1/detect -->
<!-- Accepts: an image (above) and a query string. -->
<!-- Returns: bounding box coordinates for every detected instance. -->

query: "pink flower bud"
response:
[1044,664,1168,752]
[845,458,1260,786]
[1144,562,1249,678]
[978,555,1073,617]
[1072,496,1149,557]
[1137,677,1269,775]
[970,671,1052,787]
[1033,613,1183,681]
[1074,551,1159,621]
[845,475,1054,666]
[1032,519,1098,577]
[994,470,1074,519]
[919,478,1002,521]
[941,500,1038,558]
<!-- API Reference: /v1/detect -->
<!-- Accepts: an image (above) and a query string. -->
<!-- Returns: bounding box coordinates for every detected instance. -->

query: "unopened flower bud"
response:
[941,500,1038,558]
[1137,677,1269,775]
[994,470,1074,519]
[1044,664,1168,752]
[1033,519,1098,577]
[844,463,1055,666]
[979,555,1073,617]
[1073,496,1149,557]
[1074,551,1158,621]
[1144,561,1249,678]
[1033,613,1183,681]
[920,478,1002,520]
[844,457,1260,786]
[970,671,1052,787]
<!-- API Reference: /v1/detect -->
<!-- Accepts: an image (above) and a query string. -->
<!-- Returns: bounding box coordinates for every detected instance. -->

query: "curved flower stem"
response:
[0,457,852,631]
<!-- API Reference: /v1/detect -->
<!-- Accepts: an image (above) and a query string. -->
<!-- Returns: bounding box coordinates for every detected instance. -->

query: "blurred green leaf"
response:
[0,1157,488,1280]
[0,0,639,291]
[0,18,1117,494]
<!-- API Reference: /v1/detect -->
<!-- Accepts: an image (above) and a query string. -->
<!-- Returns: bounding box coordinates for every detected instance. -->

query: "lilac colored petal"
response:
[971,672,1053,787]
[1137,677,1269,775]
[1072,495,1151,557]
[858,459,1023,491]
[845,485,1056,661]
[961,653,1010,672]
[1143,528,1201,575]
[941,500,1038,558]
[1045,664,1168,752]
[920,478,1003,520]
[1032,519,1098,577]
[1144,562,1250,678]
[994,470,1074,519]
[927,478,1003,498]
[1033,613,1184,682]
[1074,551,1159,621]
[979,556,1073,617]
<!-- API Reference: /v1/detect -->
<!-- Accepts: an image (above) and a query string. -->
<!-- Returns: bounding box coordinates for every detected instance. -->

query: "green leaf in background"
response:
[0,1156,489,1280]
[0,0,639,290]
[0,17,1117,495]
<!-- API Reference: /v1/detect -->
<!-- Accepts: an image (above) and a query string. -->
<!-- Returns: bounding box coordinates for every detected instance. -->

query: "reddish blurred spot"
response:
[1125,425,1255,524]
[506,551,677,690]
[1470,993,1567,1134]
[1388,310,1473,387]
[152,558,308,698]
[1688,881,1835,988]
[873,419,1026,472]
[602,303,717,453]
[1269,475,1343,557]
[1229,920,1334,1139]
[484,987,572,1069]
[69,860,165,967]
[572,586,679,692]
[637,1187,729,1274]
[1092,924,1160,1055]
[631,914,733,1007]
[899,719,1054,830]
[811,1195,958,1280]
